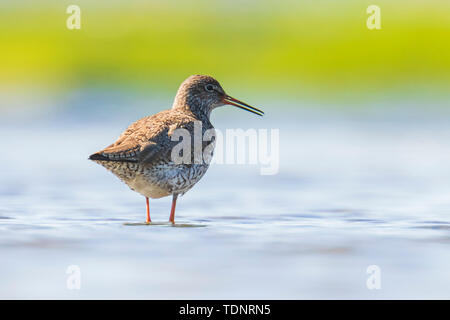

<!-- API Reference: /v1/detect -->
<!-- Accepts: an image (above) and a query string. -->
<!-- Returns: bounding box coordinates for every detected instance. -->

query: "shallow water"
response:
[1,101,450,299]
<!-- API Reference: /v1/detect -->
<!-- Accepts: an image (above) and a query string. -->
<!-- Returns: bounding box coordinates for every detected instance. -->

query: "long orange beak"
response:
[223,95,264,116]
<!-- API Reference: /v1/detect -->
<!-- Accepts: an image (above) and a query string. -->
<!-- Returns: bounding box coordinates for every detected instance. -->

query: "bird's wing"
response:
[89,110,195,163]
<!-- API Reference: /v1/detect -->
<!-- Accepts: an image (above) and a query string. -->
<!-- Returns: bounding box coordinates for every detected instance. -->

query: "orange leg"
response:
[169,194,178,224]
[146,197,151,223]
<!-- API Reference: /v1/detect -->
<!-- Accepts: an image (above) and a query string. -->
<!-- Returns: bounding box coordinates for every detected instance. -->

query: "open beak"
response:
[223,95,264,116]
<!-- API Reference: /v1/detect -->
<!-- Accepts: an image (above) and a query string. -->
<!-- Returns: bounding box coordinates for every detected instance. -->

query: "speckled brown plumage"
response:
[89,75,263,223]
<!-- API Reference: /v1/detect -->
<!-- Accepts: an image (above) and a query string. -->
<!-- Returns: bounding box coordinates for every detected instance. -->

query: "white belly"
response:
[126,163,210,199]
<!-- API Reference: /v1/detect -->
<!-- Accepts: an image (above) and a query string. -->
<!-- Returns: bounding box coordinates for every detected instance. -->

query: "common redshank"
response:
[89,75,263,224]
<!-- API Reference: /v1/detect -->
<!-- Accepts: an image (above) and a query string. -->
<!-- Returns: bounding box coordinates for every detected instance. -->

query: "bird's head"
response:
[172,75,264,119]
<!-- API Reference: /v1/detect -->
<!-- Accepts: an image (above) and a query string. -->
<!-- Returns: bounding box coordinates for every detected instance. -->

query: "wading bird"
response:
[89,75,263,224]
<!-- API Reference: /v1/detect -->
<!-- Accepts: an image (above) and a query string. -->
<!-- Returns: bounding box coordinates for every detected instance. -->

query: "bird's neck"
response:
[172,96,211,122]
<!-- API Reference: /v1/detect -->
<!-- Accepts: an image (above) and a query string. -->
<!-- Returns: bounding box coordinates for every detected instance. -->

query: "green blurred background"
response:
[1,0,449,107]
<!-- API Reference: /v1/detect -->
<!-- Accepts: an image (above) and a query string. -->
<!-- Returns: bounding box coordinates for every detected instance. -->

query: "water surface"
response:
[1,101,450,299]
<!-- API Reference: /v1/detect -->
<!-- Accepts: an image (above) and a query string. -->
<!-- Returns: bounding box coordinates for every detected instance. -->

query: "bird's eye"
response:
[205,84,214,92]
